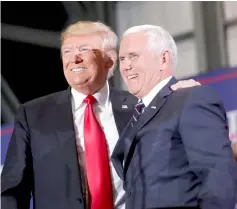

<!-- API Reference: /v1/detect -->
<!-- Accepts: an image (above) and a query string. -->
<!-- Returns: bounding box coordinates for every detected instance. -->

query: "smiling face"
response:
[119,31,173,98]
[119,32,164,98]
[61,34,111,95]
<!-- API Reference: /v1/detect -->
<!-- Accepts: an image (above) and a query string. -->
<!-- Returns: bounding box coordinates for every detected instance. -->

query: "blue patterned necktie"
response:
[131,100,146,127]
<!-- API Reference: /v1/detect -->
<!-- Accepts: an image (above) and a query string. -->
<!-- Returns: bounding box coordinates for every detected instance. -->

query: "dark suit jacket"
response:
[112,77,237,209]
[1,87,137,209]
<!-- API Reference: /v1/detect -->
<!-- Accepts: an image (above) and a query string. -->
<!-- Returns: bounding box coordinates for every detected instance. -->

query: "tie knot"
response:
[135,101,145,114]
[83,95,97,105]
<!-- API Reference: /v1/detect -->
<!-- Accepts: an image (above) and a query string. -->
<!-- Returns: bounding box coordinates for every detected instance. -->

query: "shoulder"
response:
[172,85,222,104]
[110,87,137,104]
[12,89,69,128]
[22,89,69,111]
[110,86,131,97]
[174,85,226,121]
[166,85,224,116]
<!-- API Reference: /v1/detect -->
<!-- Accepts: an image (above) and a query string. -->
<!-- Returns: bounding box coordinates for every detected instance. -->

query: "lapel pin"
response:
[122,105,128,109]
[151,106,156,109]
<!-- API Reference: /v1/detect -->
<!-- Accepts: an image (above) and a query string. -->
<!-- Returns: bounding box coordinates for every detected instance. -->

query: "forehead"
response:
[62,34,102,48]
[119,32,148,54]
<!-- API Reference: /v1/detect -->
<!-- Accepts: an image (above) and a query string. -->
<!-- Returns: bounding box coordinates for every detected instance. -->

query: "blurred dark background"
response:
[1,1,117,124]
[1,2,117,105]
[2,2,67,104]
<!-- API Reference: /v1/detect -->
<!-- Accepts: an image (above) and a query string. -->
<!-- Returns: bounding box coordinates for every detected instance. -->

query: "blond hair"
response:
[61,21,118,78]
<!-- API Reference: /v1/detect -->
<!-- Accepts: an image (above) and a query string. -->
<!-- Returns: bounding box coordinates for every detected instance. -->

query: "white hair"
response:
[123,25,178,68]
[93,22,118,50]
[92,22,119,78]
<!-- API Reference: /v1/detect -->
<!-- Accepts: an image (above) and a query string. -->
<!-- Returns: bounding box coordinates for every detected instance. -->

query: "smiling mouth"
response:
[127,75,138,80]
[71,67,87,72]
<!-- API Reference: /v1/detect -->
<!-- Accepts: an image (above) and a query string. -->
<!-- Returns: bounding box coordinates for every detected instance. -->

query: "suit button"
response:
[126,191,131,197]
[76,197,82,203]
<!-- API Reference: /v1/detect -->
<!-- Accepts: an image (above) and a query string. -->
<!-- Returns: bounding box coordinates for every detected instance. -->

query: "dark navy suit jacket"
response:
[112,77,237,209]
[1,87,137,209]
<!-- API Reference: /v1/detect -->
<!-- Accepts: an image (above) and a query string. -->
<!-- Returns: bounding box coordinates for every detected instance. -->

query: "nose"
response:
[123,59,132,71]
[73,54,83,64]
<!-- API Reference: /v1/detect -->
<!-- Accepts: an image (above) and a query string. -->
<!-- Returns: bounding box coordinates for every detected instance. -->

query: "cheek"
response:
[62,58,70,69]
[86,55,98,68]
[136,59,145,68]
[119,64,125,74]
[121,69,128,80]
[91,60,101,73]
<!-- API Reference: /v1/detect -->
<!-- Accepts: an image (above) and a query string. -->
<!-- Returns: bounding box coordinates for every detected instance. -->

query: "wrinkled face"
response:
[119,32,165,98]
[61,34,112,95]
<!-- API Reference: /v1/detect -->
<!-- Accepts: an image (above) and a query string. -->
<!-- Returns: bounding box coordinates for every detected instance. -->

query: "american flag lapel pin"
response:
[122,105,128,109]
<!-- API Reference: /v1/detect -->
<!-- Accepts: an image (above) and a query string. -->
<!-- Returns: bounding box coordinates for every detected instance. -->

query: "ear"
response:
[105,49,117,71]
[160,50,171,71]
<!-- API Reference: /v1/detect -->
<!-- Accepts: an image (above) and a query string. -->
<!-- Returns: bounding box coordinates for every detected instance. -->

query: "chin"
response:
[75,77,91,86]
[128,88,136,96]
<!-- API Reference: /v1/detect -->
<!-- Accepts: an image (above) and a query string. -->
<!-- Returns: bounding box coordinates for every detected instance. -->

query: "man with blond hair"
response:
[1,21,200,209]
[112,24,237,209]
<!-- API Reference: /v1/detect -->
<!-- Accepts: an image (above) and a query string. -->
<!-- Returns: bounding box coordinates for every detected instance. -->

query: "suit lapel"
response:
[110,87,137,135]
[53,88,84,194]
[123,77,177,174]
[110,88,137,179]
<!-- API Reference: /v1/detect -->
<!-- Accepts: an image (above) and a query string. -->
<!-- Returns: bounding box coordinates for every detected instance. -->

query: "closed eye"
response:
[62,49,71,55]
[79,47,90,52]
[129,53,139,59]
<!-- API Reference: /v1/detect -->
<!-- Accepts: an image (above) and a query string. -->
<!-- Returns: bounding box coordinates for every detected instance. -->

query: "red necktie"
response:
[83,95,114,209]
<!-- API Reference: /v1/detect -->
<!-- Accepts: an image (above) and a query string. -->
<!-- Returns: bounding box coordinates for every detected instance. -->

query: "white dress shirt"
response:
[142,76,173,107]
[71,82,125,209]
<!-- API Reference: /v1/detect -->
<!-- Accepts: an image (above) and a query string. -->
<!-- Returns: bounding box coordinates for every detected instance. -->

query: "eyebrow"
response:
[119,52,138,57]
[61,46,72,50]
[62,44,90,50]
[78,44,90,48]
[129,52,138,55]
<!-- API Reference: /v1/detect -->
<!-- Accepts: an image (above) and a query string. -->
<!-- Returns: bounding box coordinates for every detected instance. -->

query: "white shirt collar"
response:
[71,81,110,111]
[141,76,173,107]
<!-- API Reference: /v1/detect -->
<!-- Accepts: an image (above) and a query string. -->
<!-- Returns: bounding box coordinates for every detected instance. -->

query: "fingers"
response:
[171,79,201,91]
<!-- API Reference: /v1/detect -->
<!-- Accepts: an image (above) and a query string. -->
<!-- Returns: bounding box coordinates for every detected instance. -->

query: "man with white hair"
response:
[1,21,200,209]
[112,25,237,209]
